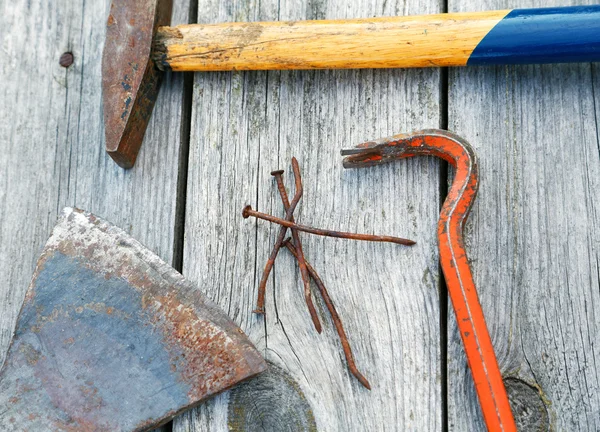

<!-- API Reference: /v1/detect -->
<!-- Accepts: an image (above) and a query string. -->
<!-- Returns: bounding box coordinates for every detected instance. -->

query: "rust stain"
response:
[102,0,173,168]
[149,290,262,401]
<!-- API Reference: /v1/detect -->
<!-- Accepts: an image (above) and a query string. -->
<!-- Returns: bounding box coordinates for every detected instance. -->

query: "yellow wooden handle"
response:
[154,11,510,71]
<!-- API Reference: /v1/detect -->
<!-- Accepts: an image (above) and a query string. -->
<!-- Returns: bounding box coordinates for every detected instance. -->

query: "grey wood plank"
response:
[175,0,445,430]
[0,0,191,428]
[447,1,600,430]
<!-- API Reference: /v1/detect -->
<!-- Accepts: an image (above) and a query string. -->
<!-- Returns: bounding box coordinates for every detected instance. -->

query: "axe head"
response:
[102,0,172,168]
[0,208,266,431]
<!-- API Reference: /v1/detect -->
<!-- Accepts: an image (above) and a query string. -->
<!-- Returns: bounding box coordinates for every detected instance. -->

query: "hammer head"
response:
[102,0,172,168]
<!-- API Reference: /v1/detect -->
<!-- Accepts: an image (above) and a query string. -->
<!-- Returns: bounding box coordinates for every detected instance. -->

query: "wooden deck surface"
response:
[1,0,598,430]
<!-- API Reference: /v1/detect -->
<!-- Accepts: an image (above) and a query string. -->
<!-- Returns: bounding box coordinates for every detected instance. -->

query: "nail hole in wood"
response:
[59,52,74,68]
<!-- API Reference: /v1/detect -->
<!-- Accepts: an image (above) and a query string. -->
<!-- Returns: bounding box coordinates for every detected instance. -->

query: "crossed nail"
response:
[243,158,416,390]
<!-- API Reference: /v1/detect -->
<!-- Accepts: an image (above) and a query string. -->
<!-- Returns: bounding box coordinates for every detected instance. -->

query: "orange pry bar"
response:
[342,129,516,431]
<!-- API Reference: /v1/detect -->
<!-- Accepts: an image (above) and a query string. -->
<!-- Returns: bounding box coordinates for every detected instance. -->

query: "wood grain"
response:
[447,0,600,430]
[155,10,509,71]
[174,0,444,430]
[227,362,317,430]
[0,0,191,430]
[2,0,598,430]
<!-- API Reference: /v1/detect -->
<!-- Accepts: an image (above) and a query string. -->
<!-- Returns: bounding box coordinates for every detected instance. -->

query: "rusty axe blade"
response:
[0,208,266,431]
[102,0,172,168]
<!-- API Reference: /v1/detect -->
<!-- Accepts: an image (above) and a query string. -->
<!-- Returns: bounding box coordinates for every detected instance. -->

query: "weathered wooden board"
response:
[2,0,599,430]
[0,0,191,429]
[175,0,444,430]
[447,0,600,430]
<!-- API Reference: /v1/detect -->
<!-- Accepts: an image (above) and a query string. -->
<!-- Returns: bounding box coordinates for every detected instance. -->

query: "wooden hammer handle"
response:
[154,6,600,71]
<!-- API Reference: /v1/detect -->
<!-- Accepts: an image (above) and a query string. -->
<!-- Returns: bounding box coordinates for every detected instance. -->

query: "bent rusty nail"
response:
[275,161,322,334]
[253,168,301,315]
[253,170,291,314]
[243,206,415,246]
[282,238,371,390]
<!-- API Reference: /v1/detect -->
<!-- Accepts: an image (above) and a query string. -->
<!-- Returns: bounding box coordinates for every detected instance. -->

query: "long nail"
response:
[283,238,371,390]
[243,206,415,246]
[253,168,303,315]
[275,159,322,333]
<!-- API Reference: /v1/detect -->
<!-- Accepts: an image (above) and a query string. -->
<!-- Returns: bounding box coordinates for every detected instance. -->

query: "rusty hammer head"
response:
[102,0,172,168]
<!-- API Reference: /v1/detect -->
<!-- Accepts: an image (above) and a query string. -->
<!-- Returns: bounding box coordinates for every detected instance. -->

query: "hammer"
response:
[102,1,600,168]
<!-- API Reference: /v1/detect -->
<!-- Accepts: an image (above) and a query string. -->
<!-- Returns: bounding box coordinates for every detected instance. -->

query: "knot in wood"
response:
[228,362,317,431]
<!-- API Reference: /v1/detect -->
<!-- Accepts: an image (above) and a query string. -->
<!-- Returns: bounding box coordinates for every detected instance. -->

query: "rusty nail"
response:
[253,161,303,315]
[282,238,371,390]
[270,170,289,208]
[59,52,74,68]
[243,206,415,246]
[274,161,322,334]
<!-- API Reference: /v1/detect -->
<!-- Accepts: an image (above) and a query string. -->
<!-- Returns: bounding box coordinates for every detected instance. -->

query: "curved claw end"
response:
[341,129,474,170]
[340,133,413,169]
[341,150,385,169]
